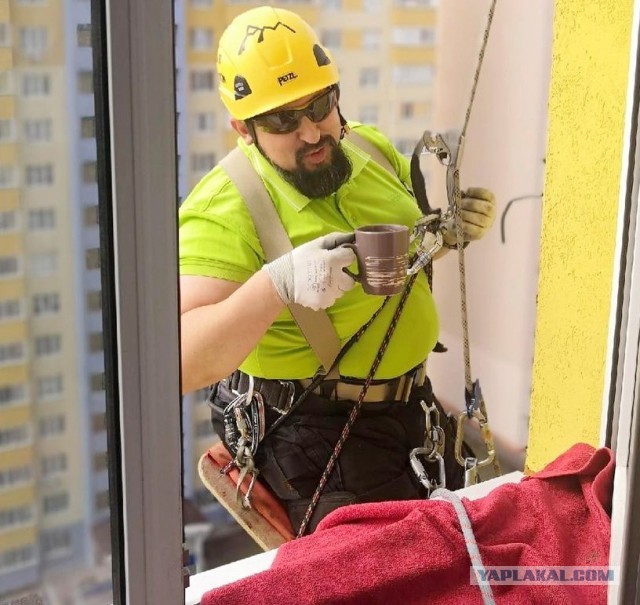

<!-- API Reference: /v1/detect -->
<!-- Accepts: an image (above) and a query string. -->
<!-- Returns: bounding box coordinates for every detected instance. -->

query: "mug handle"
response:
[340,242,361,282]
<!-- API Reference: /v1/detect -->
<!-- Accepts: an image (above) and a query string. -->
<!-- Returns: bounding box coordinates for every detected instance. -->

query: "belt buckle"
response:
[270,380,296,416]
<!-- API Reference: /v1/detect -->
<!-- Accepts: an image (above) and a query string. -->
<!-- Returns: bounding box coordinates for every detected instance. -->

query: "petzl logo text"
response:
[277,72,298,86]
[238,22,296,54]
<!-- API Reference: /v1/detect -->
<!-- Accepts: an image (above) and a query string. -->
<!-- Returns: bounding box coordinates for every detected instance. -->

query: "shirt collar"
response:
[237,136,368,213]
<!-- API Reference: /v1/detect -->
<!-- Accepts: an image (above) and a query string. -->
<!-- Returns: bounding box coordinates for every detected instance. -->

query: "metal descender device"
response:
[407,129,464,276]
[221,375,266,509]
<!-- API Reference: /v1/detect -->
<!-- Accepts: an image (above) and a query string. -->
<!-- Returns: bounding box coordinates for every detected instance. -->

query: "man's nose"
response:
[296,116,322,144]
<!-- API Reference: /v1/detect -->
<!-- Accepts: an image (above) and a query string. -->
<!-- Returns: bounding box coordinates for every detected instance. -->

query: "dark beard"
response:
[275,136,352,198]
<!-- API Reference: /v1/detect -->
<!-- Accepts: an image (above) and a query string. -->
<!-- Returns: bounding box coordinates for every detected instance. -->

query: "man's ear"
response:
[231,119,253,144]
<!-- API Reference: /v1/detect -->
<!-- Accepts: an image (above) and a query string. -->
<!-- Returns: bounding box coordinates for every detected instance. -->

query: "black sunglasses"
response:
[251,87,338,135]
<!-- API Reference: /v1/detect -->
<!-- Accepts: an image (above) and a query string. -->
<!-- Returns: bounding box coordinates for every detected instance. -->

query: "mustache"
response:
[295,136,336,162]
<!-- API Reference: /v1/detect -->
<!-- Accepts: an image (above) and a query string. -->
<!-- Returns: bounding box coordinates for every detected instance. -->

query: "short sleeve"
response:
[178,171,264,283]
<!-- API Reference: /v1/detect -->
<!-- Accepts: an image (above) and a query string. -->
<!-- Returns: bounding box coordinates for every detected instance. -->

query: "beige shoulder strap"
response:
[346,130,395,176]
[218,133,399,376]
[219,148,342,375]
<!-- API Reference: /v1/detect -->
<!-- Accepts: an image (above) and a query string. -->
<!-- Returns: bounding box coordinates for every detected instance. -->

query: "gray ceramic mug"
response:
[343,224,410,295]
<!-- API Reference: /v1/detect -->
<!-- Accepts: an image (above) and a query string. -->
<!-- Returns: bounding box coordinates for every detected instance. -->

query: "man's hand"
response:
[262,232,356,311]
[442,187,496,246]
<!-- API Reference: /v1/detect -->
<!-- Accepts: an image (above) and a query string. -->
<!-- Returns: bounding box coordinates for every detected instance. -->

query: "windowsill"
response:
[185,470,525,605]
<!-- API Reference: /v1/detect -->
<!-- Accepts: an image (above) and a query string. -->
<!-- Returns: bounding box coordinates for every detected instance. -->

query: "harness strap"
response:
[220,148,341,377]
[218,129,400,378]
[346,130,396,176]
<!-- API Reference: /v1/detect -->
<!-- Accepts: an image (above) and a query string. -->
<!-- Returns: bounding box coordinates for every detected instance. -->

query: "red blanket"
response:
[201,443,613,605]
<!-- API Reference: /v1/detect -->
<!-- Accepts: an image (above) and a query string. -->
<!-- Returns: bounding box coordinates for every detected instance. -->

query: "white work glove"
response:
[443,187,496,247]
[263,232,356,311]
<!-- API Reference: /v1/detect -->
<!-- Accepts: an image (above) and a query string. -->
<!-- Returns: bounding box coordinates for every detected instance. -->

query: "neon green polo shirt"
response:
[179,123,439,380]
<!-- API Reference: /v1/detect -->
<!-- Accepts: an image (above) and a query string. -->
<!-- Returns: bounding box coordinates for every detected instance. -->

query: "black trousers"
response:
[209,377,466,534]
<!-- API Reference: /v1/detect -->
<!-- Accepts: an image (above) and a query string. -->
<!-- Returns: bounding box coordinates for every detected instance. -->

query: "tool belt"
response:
[222,362,427,412]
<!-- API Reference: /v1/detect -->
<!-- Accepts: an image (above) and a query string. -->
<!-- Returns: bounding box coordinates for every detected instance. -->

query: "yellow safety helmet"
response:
[217,6,340,120]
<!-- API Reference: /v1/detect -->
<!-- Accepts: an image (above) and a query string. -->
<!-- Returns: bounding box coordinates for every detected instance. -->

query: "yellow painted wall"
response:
[526,0,634,470]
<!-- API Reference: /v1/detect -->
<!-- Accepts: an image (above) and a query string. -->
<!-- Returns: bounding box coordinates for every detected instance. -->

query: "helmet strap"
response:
[338,107,350,140]
[243,120,256,144]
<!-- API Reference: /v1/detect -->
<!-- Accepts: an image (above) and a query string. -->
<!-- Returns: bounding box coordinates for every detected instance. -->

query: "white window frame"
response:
[0,504,35,533]
[0,425,31,451]
[0,342,25,367]
[32,292,60,316]
[41,527,73,559]
[0,255,21,278]
[22,73,51,96]
[0,210,18,232]
[362,29,382,51]
[321,29,341,50]
[189,69,215,92]
[392,64,434,85]
[605,2,640,602]
[42,491,69,515]
[19,26,48,60]
[359,67,380,88]
[190,152,214,175]
[394,0,438,7]
[0,545,37,575]
[194,112,215,134]
[363,0,382,11]
[188,27,213,51]
[0,464,33,492]
[28,208,55,230]
[391,26,436,46]
[25,163,54,186]
[0,165,17,188]
[29,251,57,275]
[0,383,28,408]
[0,118,15,141]
[41,453,68,479]
[359,105,379,125]
[0,298,22,322]
[38,414,66,438]
[37,374,64,401]
[24,118,53,142]
[34,334,61,357]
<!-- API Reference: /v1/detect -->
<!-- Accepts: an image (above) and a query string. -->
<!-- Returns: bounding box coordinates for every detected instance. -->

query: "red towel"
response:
[201,443,613,605]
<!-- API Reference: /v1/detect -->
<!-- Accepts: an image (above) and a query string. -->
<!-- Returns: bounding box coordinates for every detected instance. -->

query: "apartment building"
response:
[0,0,107,598]
[1,0,440,600]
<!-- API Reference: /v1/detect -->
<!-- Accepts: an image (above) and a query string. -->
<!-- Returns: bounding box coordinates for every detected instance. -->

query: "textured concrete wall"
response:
[526,0,634,471]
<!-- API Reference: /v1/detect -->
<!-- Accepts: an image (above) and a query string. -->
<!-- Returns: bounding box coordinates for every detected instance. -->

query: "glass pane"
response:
[0,1,114,603]
[178,0,550,579]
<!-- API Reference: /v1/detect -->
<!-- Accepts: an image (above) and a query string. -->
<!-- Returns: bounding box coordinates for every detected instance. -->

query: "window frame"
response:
[100,0,183,602]
[602,1,640,602]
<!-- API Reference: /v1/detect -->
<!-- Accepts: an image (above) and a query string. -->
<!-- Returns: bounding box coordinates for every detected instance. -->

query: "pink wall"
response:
[426,0,554,470]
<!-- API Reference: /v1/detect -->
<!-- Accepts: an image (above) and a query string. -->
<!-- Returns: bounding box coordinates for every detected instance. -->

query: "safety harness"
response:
[218,131,432,534]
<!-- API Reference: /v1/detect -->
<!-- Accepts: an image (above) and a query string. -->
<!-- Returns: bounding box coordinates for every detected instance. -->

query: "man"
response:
[179,6,496,533]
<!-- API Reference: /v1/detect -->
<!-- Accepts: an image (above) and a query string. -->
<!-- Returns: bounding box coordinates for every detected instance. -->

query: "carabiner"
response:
[410,447,446,495]
[455,409,496,470]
